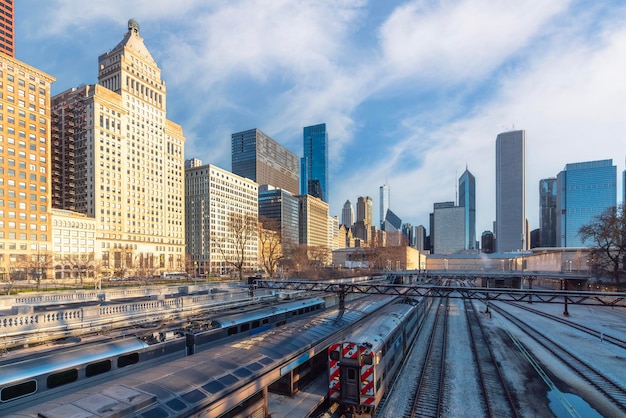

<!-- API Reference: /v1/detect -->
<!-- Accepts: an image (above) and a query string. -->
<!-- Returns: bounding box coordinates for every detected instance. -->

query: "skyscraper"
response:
[458,168,476,250]
[0,47,55,278]
[231,128,299,196]
[495,130,526,253]
[0,0,14,57]
[379,184,389,228]
[556,159,616,247]
[356,196,373,225]
[52,20,187,275]
[341,200,354,227]
[354,196,373,242]
[300,123,328,202]
[539,177,557,247]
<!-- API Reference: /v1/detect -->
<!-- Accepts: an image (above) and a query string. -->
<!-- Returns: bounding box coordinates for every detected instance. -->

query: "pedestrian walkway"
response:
[268,375,328,418]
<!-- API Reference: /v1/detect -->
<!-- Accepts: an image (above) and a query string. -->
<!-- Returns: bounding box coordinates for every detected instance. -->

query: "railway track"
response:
[464,299,519,418]
[405,297,450,418]
[502,301,626,349]
[490,303,626,414]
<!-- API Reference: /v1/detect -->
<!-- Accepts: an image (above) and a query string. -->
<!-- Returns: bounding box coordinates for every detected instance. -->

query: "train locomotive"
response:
[328,297,427,415]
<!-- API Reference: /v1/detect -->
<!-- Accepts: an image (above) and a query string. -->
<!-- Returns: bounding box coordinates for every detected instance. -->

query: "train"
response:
[328,296,429,415]
[2,295,397,417]
[0,297,325,409]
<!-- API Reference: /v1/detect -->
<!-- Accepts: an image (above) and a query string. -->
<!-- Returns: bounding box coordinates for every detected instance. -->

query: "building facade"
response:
[185,164,258,276]
[51,208,96,281]
[495,130,526,252]
[300,123,328,202]
[51,20,186,277]
[232,128,299,196]
[258,184,299,252]
[432,202,465,254]
[298,194,330,253]
[556,159,616,247]
[458,167,476,250]
[0,53,55,281]
[539,177,557,247]
[0,0,13,57]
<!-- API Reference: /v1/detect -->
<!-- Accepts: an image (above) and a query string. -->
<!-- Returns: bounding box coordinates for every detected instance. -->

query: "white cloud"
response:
[377,0,570,85]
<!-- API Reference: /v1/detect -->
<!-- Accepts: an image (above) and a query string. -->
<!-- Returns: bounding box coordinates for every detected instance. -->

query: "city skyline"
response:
[14,1,626,234]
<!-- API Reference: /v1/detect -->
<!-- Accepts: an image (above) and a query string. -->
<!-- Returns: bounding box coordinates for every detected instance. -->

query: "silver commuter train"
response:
[0,297,325,409]
[328,297,430,415]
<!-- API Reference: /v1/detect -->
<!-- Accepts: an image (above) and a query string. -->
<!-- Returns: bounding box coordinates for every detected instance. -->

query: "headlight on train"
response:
[360,354,373,365]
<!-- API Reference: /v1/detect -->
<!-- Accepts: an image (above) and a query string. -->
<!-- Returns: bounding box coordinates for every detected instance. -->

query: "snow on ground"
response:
[481,298,626,417]
[380,295,626,418]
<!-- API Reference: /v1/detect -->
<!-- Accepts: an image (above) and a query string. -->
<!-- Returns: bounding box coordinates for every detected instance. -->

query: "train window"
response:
[227,326,238,336]
[330,351,340,361]
[166,398,187,412]
[47,368,78,388]
[234,367,253,377]
[1,380,37,402]
[202,380,225,394]
[118,352,140,368]
[86,360,112,377]
[347,368,357,381]
[361,354,373,365]
[262,318,269,325]
[251,320,260,329]
[182,389,206,404]
[241,323,250,332]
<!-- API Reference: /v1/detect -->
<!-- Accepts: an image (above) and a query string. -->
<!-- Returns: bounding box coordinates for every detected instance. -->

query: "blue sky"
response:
[15,0,626,237]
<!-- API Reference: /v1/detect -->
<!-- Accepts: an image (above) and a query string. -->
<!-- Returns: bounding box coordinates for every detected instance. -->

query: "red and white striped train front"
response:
[328,340,378,411]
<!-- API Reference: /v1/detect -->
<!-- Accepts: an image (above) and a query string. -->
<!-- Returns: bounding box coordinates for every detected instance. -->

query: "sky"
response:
[14,0,626,236]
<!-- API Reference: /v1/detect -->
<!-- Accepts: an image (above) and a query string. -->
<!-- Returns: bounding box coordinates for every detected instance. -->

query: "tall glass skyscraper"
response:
[539,178,557,247]
[300,123,328,202]
[556,159,616,247]
[458,168,476,250]
[495,130,525,252]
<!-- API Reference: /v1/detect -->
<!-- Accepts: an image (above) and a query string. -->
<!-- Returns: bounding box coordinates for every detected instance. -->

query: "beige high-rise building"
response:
[51,19,185,278]
[185,163,258,276]
[0,54,55,281]
[298,194,330,263]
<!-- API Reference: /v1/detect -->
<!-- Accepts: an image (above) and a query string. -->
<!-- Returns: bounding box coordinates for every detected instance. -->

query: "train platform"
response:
[268,375,328,418]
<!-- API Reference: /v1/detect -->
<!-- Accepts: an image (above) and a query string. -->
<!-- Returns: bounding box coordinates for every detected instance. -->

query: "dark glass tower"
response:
[231,128,299,196]
[258,185,299,251]
[459,168,476,250]
[495,130,525,252]
[539,178,557,247]
[300,123,328,202]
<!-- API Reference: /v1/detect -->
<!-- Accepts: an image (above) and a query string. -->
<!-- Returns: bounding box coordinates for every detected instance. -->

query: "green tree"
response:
[578,204,626,283]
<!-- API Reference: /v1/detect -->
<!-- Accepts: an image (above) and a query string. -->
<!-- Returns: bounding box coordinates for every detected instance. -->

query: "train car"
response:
[3,295,396,417]
[0,335,187,409]
[187,297,325,354]
[328,297,426,415]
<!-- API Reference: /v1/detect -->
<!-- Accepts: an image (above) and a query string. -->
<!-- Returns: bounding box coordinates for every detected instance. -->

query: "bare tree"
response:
[258,217,282,278]
[212,211,257,280]
[24,251,52,290]
[579,204,626,283]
